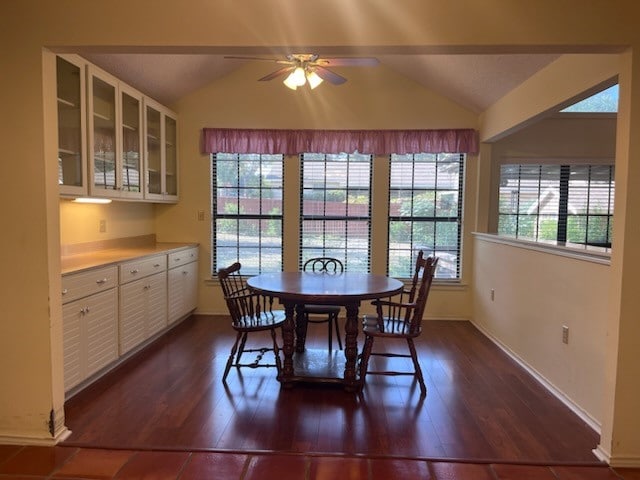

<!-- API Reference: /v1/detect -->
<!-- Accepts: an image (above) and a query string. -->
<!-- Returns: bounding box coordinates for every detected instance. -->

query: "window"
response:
[300,153,372,272]
[388,153,464,280]
[212,153,284,275]
[498,164,614,247]
[561,84,619,113]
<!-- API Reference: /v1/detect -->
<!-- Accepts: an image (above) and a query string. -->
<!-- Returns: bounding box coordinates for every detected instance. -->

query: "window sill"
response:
[473,232,611,265]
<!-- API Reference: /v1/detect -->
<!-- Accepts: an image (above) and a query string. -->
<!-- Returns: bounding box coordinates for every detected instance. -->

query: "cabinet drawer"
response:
[168,247,198,268]
[62,265,117,304]
[119,254,166,284]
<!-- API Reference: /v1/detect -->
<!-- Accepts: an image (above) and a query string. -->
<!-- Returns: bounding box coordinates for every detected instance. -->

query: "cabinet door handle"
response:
[144,284,151,290]
[80,306,90,314]
[62,288,68,295]
[174,258,181,262]
[96,278,108,285]
[130,269,139,274]
[182,271,188,275]
[154,264,161,268]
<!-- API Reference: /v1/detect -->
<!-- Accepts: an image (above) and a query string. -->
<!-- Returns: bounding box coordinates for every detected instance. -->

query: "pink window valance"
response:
[201,128,478,155]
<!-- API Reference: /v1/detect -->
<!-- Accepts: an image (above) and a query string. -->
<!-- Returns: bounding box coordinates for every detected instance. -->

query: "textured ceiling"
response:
[83,52,560,112]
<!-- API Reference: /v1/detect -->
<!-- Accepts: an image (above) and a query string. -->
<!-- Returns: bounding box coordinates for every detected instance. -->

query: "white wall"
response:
[473,236,609,428]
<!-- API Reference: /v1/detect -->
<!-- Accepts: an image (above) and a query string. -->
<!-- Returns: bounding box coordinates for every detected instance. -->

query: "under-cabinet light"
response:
[72,197,112,204]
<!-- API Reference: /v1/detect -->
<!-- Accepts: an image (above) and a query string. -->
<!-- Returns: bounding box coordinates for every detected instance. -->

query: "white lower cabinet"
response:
[62,245,198,395]
[167,247,198,325]
[119,256,167,355]
[62,266,118,392]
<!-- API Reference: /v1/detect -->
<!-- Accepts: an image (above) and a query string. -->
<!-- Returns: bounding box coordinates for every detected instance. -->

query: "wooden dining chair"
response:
[217,262,285,383]
[358,253,438,396]
[301,257,344,351]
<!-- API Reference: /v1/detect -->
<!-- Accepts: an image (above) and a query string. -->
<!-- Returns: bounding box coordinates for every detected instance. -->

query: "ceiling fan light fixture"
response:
[283,67,307,90]
[283,74,298,90]
[306,70,323,89]
[291,67,307,86]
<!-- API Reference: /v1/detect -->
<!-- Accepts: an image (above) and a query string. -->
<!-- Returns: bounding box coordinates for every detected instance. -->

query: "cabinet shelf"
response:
[57,97,77,108]
[94,111,112,122]
[59,148,79,156]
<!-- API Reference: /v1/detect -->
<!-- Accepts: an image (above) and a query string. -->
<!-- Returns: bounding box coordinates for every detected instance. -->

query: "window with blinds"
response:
[498,164,614,247]
[212,153,284,275]
[388,153,464,280]
[299,153,372,272]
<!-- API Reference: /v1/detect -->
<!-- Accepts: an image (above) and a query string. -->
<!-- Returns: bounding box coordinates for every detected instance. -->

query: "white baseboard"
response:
[0,427,71,446]
[471,320,601,435]
[594,444,640,468]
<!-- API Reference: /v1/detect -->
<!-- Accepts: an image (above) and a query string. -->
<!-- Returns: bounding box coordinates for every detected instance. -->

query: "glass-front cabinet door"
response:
[56,55,87,196]
[145,103,162,198]
[144,98,178,202]
[164,115,178,198]
[88,66,117,197]
[119,85,144,199]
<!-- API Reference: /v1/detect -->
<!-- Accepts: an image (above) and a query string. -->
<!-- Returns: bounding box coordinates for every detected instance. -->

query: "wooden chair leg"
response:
[236,332,249,363]
[269,328,282,376]
[223,331,243,383]
[333,314,343,350]
[358,335,374,385]
[407,338,426,396]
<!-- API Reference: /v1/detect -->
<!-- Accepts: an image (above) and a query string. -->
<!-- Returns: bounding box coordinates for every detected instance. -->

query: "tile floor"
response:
[2,445,640,480]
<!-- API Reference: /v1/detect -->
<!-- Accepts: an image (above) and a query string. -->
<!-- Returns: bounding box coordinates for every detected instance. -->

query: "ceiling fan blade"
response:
[316,57,379,67]
[314,66,347,85]
[258,66,294,81]
[223,55,281,62]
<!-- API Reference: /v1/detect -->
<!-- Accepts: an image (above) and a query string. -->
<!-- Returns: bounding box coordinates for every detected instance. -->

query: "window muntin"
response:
[498,164,614,247]
[388,153,464,280]
[300,153,372,272]
[212,153,283,275]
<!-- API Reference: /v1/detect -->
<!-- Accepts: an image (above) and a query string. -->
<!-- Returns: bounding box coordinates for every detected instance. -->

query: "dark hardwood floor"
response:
[62,315,600,464]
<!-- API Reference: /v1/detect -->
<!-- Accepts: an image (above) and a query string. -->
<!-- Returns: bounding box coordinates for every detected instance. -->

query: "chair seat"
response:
[362,315,421,338]
[234,310,286,331]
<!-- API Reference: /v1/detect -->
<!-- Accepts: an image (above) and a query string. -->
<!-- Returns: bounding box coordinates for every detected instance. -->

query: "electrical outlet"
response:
[562,325,569,344]
[197,210,205,221]
[99,219,106,233]
[490,289,495,301]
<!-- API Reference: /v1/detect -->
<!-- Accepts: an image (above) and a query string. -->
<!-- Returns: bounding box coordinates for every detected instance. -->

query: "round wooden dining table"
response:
[247,271,403,391]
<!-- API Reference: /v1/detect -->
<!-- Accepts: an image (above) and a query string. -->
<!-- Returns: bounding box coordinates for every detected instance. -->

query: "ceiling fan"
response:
[224,53,379,90]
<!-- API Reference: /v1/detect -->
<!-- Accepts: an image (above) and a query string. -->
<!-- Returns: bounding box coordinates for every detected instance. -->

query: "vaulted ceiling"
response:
[82,52,561,113]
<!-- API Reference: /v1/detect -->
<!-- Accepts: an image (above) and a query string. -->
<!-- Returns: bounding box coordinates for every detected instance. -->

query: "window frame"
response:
[387,153,465,280]
[298,152,373,273]
[211,153,284,276]
[497,163,615,247]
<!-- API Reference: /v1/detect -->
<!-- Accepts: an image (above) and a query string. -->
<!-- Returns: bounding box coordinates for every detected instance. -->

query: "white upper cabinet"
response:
[87,65,117,198]
[118,84,144,199]
[56,55,176,203]
[57,55,87,196]
[144,98,178,203]
[87,66,145,200]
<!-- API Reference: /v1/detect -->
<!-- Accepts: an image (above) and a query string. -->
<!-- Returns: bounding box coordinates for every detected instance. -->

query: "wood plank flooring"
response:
[63,315,600,464]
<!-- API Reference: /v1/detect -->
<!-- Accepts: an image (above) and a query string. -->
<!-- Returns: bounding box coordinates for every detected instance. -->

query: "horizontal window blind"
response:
[388,153,464,280]
[212,153,284,275]
[498,164,614,247]
[300,153,372,272]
